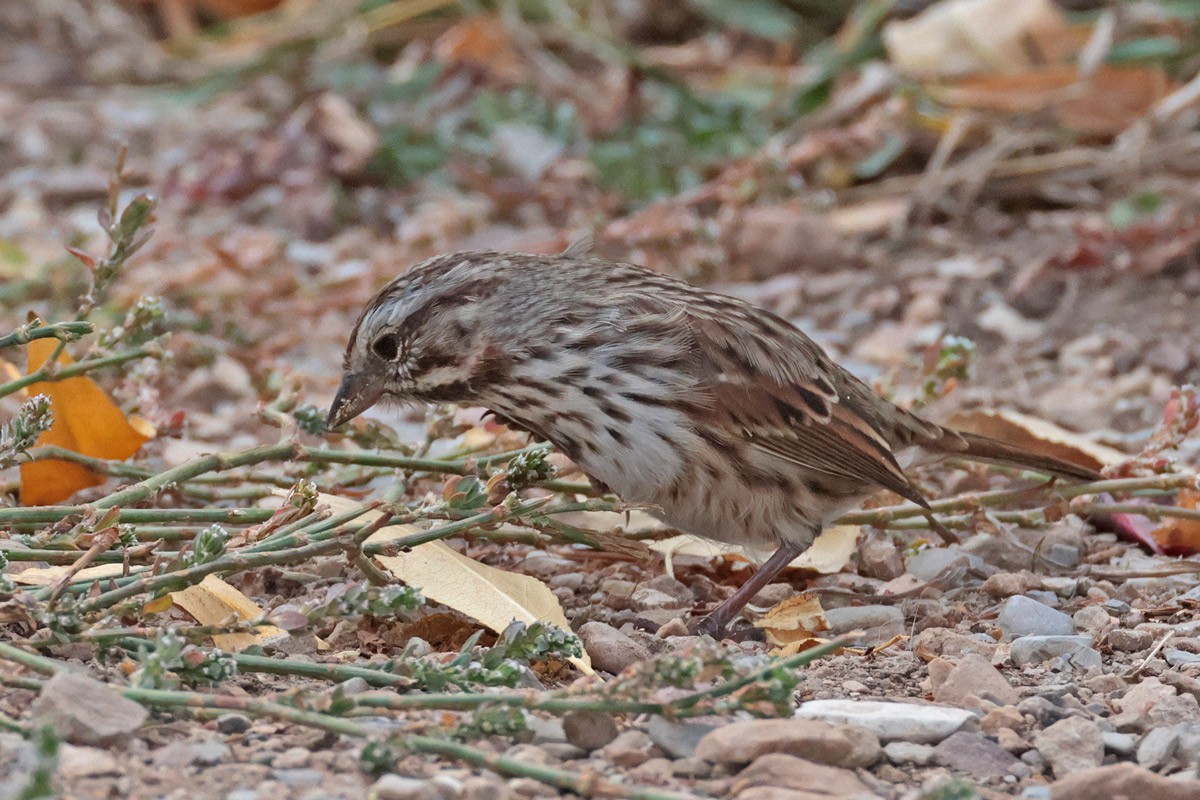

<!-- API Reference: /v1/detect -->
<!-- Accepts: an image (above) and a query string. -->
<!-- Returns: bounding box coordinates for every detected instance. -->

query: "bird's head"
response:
[327,252,512,428]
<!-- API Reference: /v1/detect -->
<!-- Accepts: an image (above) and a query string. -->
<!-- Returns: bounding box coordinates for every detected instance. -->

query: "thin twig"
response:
[0,344,161,399]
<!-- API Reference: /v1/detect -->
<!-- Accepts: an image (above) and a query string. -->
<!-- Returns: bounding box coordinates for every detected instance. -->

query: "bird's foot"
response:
[686,614,764,642]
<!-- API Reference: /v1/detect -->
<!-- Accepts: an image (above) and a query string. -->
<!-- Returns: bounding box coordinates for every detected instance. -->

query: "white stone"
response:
[795,699,977,744]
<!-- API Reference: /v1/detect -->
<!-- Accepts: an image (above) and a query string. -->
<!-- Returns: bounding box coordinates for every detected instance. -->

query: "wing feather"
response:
[623,286,929,506]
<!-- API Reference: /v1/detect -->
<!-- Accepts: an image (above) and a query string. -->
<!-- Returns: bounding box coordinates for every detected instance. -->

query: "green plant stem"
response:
[106,639,419,689]
[28,441,562,487]
[359,499,546,554]
[0,642,64,674]
[0,321,95,350]
[0,344,160,399]
[75,528,361,613]
[0,641,697,799]
[0,711,27,734]
[3,549,136,564]
[837,472,1200,527]
[244,503,380,553]
[0,506,271,525]
[1074,500,1200,523]
[407,735,697,800]
[91,442,302,509]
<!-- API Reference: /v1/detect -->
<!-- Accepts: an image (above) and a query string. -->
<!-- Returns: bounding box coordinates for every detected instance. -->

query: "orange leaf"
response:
[933,65,1174,137]
[19,338,151,505]
[433,15,524,83]
[1151,488,1200,557]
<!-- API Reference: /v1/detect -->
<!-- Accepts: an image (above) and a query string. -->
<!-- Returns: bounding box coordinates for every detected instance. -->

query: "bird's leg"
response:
[689,541,807,638]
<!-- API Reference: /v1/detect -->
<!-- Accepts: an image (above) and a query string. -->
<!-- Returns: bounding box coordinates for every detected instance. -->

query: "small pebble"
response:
[216,714,252,735]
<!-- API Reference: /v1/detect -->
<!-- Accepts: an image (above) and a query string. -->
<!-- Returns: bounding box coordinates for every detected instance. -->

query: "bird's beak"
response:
[327,371,386,429]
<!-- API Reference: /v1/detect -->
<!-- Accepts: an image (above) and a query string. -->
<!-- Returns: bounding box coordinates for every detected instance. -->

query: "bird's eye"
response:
[372,333,400,360]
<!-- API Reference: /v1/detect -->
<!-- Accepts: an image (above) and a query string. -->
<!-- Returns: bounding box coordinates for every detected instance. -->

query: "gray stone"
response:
[694,718,879,768]
[1048,543,1081,567]
[1010,635,1102,670]
[1028,590,1062,607]
[272,769,323,787]
[273,747,310,769]
[963,533,1034,571]
[669,757,711,778]
[1136,726,1181,770]
[1046,763,1200,800]
[371,775,440,800]
[561,711,618,752]
[641,574,694,603]
[906,547,976,583]
[1041,578,1079,597]
[823,605,904,646]
[934,653,1019,708]
[1072,606,1111,636]
[1164,648,1200,667]
[428,775,463,799]
[910,628,998,660]
[30,671,148,747]
[859,539,904,580]
[646,716,719,759]
[153,739,233,768]
[629,587,683,611]
[997,596,1074,639]
[57,745,120,779]
[524,714,566,745]
[599,730,660,768]
[540,742,585,760]
[1034,717,1104,778]
[933,731,1020,779]
[883,741,935,765]
[1102,731,1137,756]
[577,621,649,674]
[795,699,976,744]
[733,753,878,797]
[1109,628,1153,652]
[216,713,252,734]
[1110,677,1180,731]
[503,744,555,765]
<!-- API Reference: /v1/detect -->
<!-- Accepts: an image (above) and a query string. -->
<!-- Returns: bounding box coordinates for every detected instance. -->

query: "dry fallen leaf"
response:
[9,562,148,586]
[320,494,593,674]
[933,65,1174,137]
[650,525,860,576]
[170,574,288,651]
[753,591,829,656]
[20,338,152,505]
[434,14,524,83]
[883,0,1078,78]
[1150,488,1200,557]
[946,408,1124,472]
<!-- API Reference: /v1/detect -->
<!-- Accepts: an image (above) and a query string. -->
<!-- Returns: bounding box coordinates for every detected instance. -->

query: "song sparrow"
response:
[329,245,1101,636]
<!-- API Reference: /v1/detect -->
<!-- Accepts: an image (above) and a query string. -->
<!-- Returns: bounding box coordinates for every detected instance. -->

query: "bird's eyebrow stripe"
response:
[393,276,504,340]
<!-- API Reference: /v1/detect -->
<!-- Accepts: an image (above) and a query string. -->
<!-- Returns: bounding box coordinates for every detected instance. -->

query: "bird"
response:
[329,244,1101,636]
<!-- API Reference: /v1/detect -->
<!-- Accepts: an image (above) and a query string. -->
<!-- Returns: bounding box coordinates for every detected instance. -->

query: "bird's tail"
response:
[944,429,1103,482]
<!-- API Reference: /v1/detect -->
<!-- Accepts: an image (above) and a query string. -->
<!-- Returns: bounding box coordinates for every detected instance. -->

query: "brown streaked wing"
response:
[623,289,840,426]
[709,379,928,507]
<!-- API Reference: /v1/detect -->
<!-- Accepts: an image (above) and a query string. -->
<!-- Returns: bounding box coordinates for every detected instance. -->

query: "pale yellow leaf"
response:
[170,574,287,652]
[753,591,830,653]
[650,525,860,575]
[320,493,592,674]
[883,0,1077,78]
[10,562,146,586]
